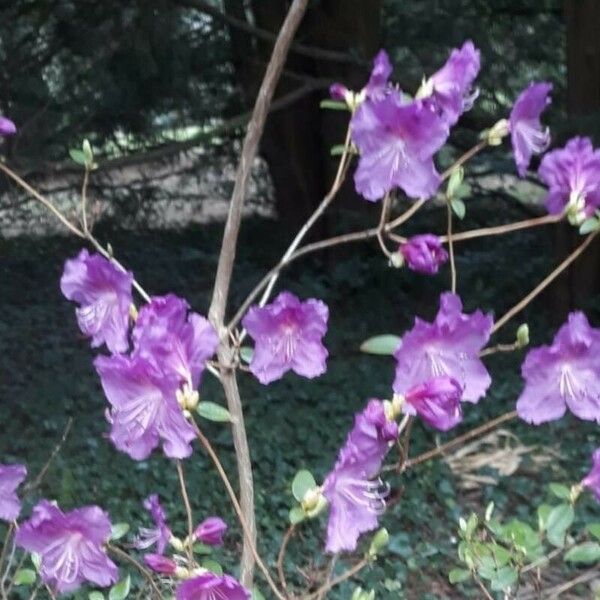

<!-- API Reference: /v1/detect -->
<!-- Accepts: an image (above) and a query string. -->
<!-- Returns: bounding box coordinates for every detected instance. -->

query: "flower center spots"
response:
[559,365,580,401]
[516,119,550,153]
[44,532,83,585]
[338,477,389,515]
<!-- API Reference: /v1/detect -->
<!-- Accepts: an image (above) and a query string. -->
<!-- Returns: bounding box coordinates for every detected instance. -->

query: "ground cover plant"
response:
[1,2,600,598]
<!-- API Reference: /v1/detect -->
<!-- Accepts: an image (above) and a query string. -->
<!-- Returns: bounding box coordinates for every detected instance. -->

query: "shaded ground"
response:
[1,197,599,598]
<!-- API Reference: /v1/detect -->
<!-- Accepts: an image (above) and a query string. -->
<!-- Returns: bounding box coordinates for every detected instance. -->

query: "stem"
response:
[386,198,426,230]
[474,574,494,600]
[405,410,518,469]
[446,199,456,293]
[376,192,394,259]
[305,558,369,600]
[479,341,520,357]
[192,421,288,600]
[0,526,17,599]
[440,140,488,180]
[176,461,195,566]
[316,555,338,600]
[81,167,90,234]
[0,524,14,600]
[276,526,296,596]
[107,544,164,599]
[493,232,598,334]
[207,0,309,586]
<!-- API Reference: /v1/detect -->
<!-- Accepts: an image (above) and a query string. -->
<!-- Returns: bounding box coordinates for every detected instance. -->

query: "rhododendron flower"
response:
[95,354,195,460]
[0,116,16,136]
[404,376,463,431]
[351,92,449,201]
[135,494,172,554]
[194,516,227,546]
[0,463,26,521]
[517,312,600,424]
[323,399,398,553]
[176,573,250,600]
[15,500,118,594]
[132,294,218,388]
[242,291,328,385]
[582,449,600,502]
[393,292,493,402]
[509,82,552,177]
[400,234,448,274]
[538,137,600,223]
[61,249,133,353]
[419,40,481,125]
[144,554,177,575]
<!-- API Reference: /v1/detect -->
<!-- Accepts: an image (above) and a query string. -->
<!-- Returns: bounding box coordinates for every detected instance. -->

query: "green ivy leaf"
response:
[448,568,471,584]
[292,470,316,502]
[319,99,348,111]
[197,402,232,422]
[450,198,466,220]
[546,504,574,548]
[289,506,305,525]
[359,334,401,355]
[564,542,600,564]
[108,575,131,600]
[13,568,36,586]
[110,522,130,541]
[490,566,518,592]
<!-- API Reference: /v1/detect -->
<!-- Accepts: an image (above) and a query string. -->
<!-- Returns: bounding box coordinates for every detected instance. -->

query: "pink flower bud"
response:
[194,516,227,546]
[144,553,177,575]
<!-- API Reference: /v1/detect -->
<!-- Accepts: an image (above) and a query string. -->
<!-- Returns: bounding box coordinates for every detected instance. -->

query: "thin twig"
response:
[176,461,195,566]
[107,544,164,599]
[376,192,394,259]
[479,341,520,357]
[446,199,456,293]
[277,526,296,596]
[0,523,14,600]
[316,555,338,600]
[441,140,488,180]
[305,558,369,600]
[474,574,494,600]
[386,199,426,230]
[493,232,598,333]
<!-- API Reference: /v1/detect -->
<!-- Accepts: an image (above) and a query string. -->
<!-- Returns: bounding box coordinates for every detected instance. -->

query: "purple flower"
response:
[0,117,16,137]
[132,294,218,388]
[582,449,600,502]
[329,83,349,102]
[60,249,133,354]
[323,399,398,554]
[351,92,449,202]
[517,312,600,425]
[400,234,448,274]
[0,464,27,521]
[242,291,329,385]
[95,354,196,460]
[365,49,393,100]
[404,376,463,431]
[509,82,552,177]
[176,573,250,600]
[144,554,177,575]
[134,494,172,554]
[193,517,227,546]
[15,500,118,594]
[419,41,481,126]
[393,293,493,403]
[539,137,600,223]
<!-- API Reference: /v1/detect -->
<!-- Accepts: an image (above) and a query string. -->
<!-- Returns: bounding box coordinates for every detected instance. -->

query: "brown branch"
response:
[107,544,164,599]
[305,558,369,600]
[176,461,195,566]
[446,199,456,292]
[276,526,296,596]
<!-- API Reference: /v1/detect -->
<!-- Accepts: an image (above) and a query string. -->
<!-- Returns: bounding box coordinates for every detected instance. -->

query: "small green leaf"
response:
[30,553,41,571]
[69,149,87,166]
[252,588,266,600]
[319,99,348,110]
[546,504,574,547]
[359,334,401,355]
[289,506,305,525]
[447,166,464,198]
[239,346,254,364]
[579,218,600,235]
[89,593,105,600]
[549,483,571,500]
[490,566,518,592]
[292,470,316,502]
[450,198,466,220]
[368,528,389,556]
[202,559,223,574]
[13,568,36,586]
[587,523,600,540]
[193,542,213,555]
[537,504,552,531]
[448,568,471,584]
[109,575,131,600]
[564,542,600,564]
[330,144,347,156]
[197,402,232,422]
[110,522,130,541]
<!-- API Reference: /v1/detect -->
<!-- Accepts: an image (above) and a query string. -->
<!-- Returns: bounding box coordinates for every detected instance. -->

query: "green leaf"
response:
[202,559,223,575]
[579,218,600,235]
[289,506,305,525]
[193,542,213,555]
[587,523,600,541]
[368,528,389,556]
[490,566,518,592]
[537,504,552,531]
[69,148,87,166]
[109,575,131,600]
[359,334,401,355]
[447,166,464,198]
[330,144,348,156]
[549,483,571,500]
[252,588,266,600]
[89,593,105,600]
[197,401,232,422]
[239,346,254,364]
[546,504,574,548]
[83,139,94,164]
[292,470,316,502]
[564,542,600,564]
[450,198,466,220]
[110,522,130,541]
[448,568,471,584]
[13,568,36,586]
[319,99,348,110]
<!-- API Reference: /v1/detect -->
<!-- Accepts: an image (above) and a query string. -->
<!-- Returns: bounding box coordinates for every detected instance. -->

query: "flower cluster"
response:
[0,463,27,521]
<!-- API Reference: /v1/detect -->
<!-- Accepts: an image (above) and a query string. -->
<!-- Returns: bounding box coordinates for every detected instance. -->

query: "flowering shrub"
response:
[2,5,600,598]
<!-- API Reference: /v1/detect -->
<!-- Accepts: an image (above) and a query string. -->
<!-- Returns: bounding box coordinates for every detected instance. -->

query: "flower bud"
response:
[351,588,375,600]
[193,517,227,546]
[486,119,510,146]
[516,323,529,348]
[169,535,185,552]
[0,116,16,137]
[144,553,177,575]
[368,527,389,557]
[399,235,448,275]
[129,303,139,322]
[389,251,405,269]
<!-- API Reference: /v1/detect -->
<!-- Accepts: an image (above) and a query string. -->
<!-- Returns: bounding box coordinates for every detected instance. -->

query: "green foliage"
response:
[291,470,316,502]
[197,401,232,423]
[359,335,401,355]
[108,576,131,600]
[12,569,36,586]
